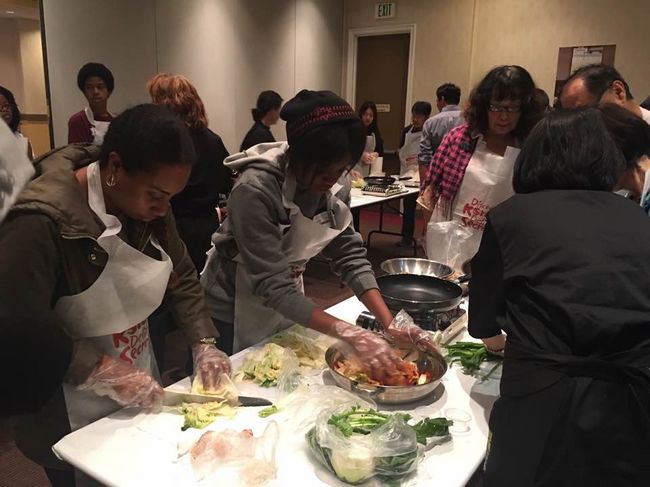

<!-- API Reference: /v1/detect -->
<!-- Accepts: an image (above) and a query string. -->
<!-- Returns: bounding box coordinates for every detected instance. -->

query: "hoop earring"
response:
[106,174,117,187]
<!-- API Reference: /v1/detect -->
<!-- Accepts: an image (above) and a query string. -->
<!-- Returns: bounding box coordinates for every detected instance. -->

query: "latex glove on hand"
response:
[79,355,163,410]
[384,310,440,356]
[361,152,378,165]
[332,320,411,384]
[192,343,232,393]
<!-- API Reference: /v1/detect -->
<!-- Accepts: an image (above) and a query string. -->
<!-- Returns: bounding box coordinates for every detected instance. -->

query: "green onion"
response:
[443,341,502,375]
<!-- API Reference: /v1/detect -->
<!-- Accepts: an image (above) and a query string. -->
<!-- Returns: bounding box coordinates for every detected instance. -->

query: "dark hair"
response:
[77,62,114,94]
[99,104,195,265]
[358,101,381,138]
[641,96,650,111]
[598,103,650,169]
[252,90,283,122]
[565,63,632,102]
[465,65,540,140]
[0,85,20,133]
[99,104,195,172]
[288,118,365,172]
[436,83,461,105]
[534,88,550,112]
[513,108,625,193]
[412,101,432,117]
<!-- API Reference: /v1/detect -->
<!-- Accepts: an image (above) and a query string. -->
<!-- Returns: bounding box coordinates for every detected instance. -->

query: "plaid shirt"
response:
[420,123,479,217]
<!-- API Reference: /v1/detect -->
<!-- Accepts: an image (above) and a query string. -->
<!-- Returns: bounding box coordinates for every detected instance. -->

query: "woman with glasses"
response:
[201,90,438,377]
[419,65,541,272]
[0,85,33,160]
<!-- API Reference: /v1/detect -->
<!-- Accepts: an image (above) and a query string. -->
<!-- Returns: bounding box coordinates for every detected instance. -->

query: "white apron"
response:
[0,121,33,223]
[352,134,376,177]
[398,127,421,180]
[54,162,171,435]
[232,174,352,353]
[84,107,111,146]
[641,170,650,215]
[426,139,519,269]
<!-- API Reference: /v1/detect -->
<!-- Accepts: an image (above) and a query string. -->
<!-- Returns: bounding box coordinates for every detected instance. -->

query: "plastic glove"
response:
[384,310,440,356]
[192,343,232,393]
[361,152,378,165]
[332,320,411,384]
[79,355,163,410]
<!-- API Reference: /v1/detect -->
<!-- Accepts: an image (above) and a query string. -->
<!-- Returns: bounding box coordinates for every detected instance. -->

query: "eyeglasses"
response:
[0,104,12,113]
[488,104,521,114]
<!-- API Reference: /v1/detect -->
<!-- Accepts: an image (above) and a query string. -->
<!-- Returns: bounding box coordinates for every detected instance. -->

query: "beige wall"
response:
[156,0,344,150]
[0,18,25,107]
[42,0,344,151]
[42,0,158,147]
[15,18,47,114]
[470,0,650,102]
[343,0,476,112]
[0,17,46,114]
[344,0,650,110]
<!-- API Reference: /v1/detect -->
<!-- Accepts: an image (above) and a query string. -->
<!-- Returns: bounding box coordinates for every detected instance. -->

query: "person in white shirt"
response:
[560,64,650,124]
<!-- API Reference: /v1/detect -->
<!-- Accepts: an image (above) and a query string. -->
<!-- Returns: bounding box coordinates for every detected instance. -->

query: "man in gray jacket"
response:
[417,83,464,225]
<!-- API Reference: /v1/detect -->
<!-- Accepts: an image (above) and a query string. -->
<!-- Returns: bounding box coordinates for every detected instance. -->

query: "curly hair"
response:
[147,73,208,131]
[465,65,541,141]
[77,62,114,94]
[0,85,21,133]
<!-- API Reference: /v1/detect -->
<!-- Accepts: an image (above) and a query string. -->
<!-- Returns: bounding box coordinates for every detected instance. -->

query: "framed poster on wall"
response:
[554,44,616,105]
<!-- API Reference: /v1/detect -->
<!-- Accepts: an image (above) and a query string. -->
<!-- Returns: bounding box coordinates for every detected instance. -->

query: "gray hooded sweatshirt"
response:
[201,142,377,326]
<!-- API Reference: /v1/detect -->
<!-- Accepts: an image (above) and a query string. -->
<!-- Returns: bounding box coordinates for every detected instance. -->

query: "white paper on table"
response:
[0,120,34,223]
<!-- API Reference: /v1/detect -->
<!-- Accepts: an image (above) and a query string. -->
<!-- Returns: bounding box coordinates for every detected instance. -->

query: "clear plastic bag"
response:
[179,421,279,486]
[425,220,469,270]
[262,385,376,432]
[306,404,420,485]
[235,342,301,389]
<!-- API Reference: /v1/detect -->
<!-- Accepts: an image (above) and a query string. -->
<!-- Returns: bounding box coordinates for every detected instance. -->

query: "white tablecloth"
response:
[53,297,499,486]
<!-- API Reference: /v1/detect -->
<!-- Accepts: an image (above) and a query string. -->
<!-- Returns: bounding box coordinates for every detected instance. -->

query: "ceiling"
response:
[0,0,39,20]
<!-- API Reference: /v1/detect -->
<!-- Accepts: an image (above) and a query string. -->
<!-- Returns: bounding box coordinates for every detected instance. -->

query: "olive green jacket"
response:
[0,144,217,467]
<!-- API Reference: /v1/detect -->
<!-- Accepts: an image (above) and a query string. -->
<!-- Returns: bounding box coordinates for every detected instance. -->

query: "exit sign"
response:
[375,2,396,19]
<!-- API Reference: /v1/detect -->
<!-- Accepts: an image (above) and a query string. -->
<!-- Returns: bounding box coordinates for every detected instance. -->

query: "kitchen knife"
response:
[163,390,272,407]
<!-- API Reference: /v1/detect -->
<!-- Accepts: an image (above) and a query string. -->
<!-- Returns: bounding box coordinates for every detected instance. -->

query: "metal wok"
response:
[380,258,454,279]
[325,344,447,404]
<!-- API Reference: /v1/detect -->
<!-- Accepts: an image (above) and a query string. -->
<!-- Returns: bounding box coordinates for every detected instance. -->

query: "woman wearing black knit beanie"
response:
[201,89,439,382]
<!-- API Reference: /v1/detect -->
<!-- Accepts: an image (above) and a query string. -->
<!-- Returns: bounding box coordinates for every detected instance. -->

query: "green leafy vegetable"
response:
[258,405,279,418]
[327,407,394,436]
[177,400,236,431]
[306,406,451,485]
[443,341,502,375]
[411,417,453,445]
[237,342,295,387]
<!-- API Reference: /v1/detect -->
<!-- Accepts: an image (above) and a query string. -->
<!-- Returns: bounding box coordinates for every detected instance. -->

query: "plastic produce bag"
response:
[270,324,330,372]
[236,342,301,388]
[306,404,420,485]
[178,421,279,486]
[259,385,375,432]
[425,220,472,270]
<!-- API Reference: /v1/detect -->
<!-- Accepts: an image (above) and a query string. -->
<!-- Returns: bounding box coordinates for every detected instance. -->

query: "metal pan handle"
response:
[349,379,385,399]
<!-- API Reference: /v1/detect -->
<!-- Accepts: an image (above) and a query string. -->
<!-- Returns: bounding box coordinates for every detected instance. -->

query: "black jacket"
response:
[171,127,232,218]
[470,190,650,487]
[240,121,275,151]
